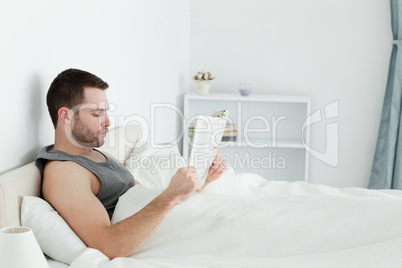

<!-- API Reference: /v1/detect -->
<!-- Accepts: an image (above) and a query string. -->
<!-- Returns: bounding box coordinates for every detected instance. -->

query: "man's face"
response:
[70,87,111,147]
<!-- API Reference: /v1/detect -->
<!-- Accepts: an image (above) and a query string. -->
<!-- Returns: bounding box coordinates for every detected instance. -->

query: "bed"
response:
[1,124,402,267]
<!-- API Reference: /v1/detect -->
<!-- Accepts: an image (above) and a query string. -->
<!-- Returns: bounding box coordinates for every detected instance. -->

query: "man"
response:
[35,69,226,259]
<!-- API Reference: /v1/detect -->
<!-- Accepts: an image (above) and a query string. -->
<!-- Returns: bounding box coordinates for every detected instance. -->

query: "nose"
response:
[103,113,111,128]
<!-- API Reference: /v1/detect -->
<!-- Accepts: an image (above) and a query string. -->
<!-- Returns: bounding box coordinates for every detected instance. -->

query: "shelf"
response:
[183,92,310,182]
[219,138,305,149]
[185,92,310,103]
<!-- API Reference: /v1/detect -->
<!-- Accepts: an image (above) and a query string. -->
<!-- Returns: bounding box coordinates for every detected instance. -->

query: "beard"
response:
[71,116,104,147]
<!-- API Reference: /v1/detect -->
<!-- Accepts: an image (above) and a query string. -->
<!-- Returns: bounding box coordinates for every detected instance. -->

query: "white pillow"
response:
[21,196,87,265]
[125,143,186,190]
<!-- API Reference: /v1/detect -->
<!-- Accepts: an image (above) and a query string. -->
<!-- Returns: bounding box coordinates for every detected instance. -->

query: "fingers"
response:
[176,166,200,186]
[213,161,227,175]
[177,166,196,173]
[169,166,200,196]
[209,156,226,175]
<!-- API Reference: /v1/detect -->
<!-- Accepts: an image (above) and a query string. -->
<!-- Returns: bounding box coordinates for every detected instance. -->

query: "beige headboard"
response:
[0,123,142,229]
[0,162,41,228]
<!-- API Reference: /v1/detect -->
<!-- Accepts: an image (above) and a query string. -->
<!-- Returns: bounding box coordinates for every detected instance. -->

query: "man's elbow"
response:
[100,247,129,260]
[87,232,139,260]
[94,242,134,260]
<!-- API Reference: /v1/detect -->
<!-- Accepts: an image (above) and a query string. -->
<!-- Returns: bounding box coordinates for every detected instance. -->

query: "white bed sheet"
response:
[48,258,70,268]
[68,170,402,268]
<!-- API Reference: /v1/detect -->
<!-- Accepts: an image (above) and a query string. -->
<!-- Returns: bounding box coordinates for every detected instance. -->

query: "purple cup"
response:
[239,88,251,96]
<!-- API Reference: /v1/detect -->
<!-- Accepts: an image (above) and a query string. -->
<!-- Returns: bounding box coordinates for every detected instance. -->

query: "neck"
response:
[53,127,95,156]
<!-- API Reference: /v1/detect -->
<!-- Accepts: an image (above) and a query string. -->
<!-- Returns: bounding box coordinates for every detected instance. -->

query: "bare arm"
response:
[43,162,199,259]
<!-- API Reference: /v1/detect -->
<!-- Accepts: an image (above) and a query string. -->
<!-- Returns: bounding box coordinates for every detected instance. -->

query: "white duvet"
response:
[70,170,402,268]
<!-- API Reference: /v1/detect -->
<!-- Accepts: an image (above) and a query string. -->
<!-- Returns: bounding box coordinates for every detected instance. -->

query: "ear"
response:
[58,107,73,125]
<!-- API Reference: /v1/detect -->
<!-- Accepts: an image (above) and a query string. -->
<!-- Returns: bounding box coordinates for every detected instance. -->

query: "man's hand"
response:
[163,166,201,205]
[201,151,227,191]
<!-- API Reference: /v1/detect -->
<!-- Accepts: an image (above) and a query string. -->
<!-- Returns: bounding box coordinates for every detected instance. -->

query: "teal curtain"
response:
[369,0,402,189]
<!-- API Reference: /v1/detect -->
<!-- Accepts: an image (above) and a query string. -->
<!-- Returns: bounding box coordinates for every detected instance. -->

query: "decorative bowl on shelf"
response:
[239,83,251,96]
[239,88,251,96]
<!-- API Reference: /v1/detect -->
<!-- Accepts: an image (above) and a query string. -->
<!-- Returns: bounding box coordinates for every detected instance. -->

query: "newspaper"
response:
[187,110,228,185]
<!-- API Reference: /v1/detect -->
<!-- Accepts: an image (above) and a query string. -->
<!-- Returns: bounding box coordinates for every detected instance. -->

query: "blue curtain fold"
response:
[369,0,402,189]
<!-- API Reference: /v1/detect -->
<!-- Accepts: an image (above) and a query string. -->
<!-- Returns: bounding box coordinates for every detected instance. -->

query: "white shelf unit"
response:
[183,93,311,182]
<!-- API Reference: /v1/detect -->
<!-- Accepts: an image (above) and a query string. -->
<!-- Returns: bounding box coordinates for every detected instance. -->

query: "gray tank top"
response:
[35,145,135,219]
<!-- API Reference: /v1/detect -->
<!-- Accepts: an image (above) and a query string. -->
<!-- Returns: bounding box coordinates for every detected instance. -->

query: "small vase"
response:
[239,88,251,96]
[239,83,251,96]
[195,80,212,96]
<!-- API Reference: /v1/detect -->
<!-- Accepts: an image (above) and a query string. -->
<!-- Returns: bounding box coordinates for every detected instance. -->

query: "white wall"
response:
[0,0,392,189]
[190,0,392,187]
[0,0,190,174]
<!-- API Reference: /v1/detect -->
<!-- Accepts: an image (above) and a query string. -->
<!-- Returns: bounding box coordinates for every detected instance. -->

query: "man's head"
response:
[47,69,111,147]
[47,68,109,128]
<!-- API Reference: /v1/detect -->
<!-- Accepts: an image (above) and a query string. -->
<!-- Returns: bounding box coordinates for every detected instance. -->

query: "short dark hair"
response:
[47,68,109,128]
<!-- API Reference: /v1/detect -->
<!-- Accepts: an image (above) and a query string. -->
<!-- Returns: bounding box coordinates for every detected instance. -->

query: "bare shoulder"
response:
[43,160,91,183]
[44,160,84,173]
[42,161,92,199]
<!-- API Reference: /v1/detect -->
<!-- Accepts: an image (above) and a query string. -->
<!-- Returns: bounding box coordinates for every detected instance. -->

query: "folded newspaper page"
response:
[188,110,228,185]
